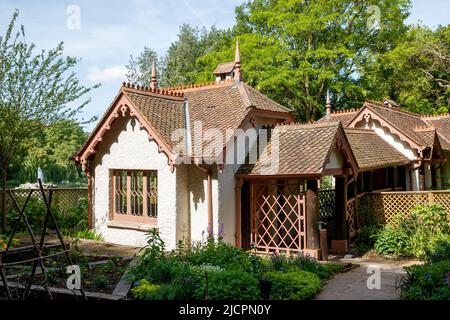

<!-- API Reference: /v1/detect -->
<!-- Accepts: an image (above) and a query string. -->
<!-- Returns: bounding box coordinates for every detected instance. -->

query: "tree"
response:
[126,24,232,87]
[0,11,98,232]
[16,120,88,184]
[361,25,450,114]
[195,0,411,121]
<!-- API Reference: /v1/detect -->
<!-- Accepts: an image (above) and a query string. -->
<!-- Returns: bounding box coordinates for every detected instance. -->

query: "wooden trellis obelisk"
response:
[0,179,87,300]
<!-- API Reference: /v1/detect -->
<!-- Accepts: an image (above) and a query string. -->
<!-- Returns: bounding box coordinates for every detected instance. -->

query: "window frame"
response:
[110,169,158,225]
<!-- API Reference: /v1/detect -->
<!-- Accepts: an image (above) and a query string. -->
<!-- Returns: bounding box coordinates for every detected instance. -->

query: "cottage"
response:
[75,41,450,257]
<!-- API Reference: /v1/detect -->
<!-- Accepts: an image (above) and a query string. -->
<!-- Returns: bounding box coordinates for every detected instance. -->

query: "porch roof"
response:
[344,128,412,171]
[236,122,357,177]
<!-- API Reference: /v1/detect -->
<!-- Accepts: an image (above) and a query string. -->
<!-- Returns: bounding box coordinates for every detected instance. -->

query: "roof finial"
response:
[326,88,332,116]
[234,39,242,82]
[151,59,158,90]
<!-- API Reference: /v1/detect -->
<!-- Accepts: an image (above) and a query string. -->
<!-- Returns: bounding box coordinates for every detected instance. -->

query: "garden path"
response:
[315,254,420,300]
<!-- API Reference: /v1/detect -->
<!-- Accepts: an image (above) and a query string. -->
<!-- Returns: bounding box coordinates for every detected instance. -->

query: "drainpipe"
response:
[207,170,213,235]
[86,165,93,230]
[197,165,214,235]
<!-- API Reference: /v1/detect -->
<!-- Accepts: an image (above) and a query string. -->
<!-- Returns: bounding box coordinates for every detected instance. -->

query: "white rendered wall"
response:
[355,119,420,190]
[92,116,177,249]
[325,148,344,169]
[187,165,219,242]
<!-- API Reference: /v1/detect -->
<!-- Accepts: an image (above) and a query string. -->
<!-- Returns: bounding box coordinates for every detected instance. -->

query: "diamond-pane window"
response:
[112,170,157,224]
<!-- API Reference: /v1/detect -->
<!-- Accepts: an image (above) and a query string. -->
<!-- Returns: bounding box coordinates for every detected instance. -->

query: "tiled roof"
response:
[115,81,293,157]
[422,115,450,151]
[345,128,411,171]
[240,83,292,113]
[316,109,360,126]
[364,102,431,147]
[123,90,185,150]
[317,101,449,151]
[213,62,235,75]
[237,122,343,176]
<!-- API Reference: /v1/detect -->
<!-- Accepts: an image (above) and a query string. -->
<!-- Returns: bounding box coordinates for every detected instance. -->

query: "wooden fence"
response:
[357,190,450,228]
[0,188,88,214]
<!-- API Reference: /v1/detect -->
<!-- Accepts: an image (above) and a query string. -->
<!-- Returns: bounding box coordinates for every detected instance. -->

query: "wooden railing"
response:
[357,190,450,228]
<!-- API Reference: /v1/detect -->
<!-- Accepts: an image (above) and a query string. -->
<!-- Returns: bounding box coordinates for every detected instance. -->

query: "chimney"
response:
[233,39,242,82]
[151,59,158,90]
[326,89,332,116]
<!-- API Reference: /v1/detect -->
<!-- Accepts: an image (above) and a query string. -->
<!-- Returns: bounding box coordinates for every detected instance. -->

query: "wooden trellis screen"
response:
[251,181,306,254]
[357,191,450,228]
[1,188,87,213]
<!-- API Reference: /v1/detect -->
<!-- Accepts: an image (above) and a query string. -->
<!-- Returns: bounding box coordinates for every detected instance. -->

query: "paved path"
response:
[315,255,420,300]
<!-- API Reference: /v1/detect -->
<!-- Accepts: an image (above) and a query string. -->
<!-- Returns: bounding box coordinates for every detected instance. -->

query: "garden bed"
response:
[126,230,346,300]
[0,250,134,300]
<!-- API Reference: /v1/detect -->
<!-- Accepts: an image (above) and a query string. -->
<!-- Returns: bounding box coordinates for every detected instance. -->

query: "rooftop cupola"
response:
[383,98,399,109]
[213,39,242,83]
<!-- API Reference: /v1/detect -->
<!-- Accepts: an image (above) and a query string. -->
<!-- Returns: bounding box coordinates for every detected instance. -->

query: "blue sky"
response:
[0,0,449,132]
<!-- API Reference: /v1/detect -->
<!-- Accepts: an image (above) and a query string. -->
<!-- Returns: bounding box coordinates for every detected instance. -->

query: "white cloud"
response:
[87,65,127,82]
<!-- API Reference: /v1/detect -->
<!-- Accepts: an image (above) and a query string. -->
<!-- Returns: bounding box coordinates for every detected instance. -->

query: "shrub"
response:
[266,270,321,300]
[194,269,260,300]
[131,279,161,300]
[374,204,449,259]
[67,229,103,241]
[374,225,409,257]
[399,260,450,300]
[181,239,255,273]
[288,254,335,279]
[353,223,382,254]
[423,237,450,263]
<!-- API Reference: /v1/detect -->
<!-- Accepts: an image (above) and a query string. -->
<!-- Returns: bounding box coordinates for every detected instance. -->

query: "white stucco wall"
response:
[325,148,344,169]
[217,164,237,244]
[92,116,177,249]
[355,119,421,190]
[187,165,219,242]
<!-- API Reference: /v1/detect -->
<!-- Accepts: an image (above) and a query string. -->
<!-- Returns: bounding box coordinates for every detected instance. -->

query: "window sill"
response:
[107,220,157,232]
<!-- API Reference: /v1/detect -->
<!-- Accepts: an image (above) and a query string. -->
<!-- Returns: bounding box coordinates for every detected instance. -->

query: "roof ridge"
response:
[276,121,340,130]
[364,100,424,119]
[121,82,185,100]
[345,128,376,134]
[331,108,360,115]
[165,79,235,93]
[421,113,450,119]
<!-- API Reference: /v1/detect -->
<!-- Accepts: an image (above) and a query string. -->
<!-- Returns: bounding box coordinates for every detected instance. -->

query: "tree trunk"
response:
[1,166,7,233]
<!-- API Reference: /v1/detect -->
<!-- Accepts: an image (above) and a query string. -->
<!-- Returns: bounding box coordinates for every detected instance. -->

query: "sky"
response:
[0,0,449,132]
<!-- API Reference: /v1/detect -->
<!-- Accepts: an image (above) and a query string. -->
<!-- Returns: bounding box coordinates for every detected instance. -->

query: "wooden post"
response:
[143,173,148,217]
[369,171,374,192]
[393,166,398,191]
[306,179,319,250]
[319,229,328,261]
[235,179,243,247]
[335,176,348,240]
[441,166,446,189]
[419,164,425,191]
[353,175,359,229]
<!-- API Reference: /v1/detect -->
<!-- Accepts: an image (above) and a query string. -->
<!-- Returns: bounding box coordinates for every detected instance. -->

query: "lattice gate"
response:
[250,181,306,254]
